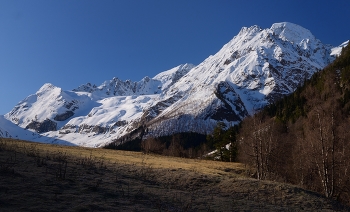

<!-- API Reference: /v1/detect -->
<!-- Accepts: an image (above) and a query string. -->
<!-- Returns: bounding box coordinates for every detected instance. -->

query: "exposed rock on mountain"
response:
[26,119,57,133]
[2,22,347,147]
[54,111,74,121]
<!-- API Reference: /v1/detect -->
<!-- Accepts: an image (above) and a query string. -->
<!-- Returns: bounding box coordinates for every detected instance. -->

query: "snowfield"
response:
[1,22,348,147]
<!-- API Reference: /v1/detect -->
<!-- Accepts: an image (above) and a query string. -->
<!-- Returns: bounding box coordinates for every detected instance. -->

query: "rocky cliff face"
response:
[2,22,347,147]
[25,119,57,133]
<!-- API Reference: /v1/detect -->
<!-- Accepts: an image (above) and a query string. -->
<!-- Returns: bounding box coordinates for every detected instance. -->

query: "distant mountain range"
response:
[1,22,348,147]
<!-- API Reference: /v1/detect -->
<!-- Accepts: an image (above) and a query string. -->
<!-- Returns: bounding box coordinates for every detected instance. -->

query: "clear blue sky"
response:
[0,0,349,115]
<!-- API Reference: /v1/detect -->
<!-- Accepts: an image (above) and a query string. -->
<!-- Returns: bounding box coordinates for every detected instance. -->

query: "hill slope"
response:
[1,138,348,211]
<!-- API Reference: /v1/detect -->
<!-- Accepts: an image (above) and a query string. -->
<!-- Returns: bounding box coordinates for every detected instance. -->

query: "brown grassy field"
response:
[0,138,348,211]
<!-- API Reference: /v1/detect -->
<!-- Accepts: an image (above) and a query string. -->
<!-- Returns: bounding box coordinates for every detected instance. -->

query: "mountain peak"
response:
[37,83,57,93]
[2,23,348,147]
[36,83,61,98]
[238,25,262,37]
[270,22,315,46]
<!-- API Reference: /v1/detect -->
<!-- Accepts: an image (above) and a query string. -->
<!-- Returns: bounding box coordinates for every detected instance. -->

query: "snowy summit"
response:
[1,22,348,147]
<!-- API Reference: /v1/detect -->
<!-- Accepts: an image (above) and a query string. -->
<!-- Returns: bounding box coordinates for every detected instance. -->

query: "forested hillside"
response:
[238,43,350,204]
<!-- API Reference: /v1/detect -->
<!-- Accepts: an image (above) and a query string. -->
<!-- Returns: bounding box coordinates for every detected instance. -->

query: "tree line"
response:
[106,44,350,205]
[237,44,350,205]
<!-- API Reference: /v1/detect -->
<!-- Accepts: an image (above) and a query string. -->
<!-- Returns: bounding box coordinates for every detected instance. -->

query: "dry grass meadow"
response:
[0,138,348,211]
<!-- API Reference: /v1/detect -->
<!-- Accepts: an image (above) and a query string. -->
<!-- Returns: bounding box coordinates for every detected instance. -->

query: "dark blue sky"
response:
[1,0,349,115]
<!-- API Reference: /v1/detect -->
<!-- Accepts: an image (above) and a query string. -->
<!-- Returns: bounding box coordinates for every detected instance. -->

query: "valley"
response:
[1,21,349,210]
[1,138,347,211]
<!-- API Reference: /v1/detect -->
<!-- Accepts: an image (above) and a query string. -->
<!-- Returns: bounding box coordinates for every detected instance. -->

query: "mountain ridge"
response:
[1,22,348,147]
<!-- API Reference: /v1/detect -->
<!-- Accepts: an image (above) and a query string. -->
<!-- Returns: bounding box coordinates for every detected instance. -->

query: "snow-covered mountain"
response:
[331,40,349,56]
[2,22,348,147]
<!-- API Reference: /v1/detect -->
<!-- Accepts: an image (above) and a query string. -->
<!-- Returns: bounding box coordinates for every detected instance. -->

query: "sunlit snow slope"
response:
[2,22,348,147]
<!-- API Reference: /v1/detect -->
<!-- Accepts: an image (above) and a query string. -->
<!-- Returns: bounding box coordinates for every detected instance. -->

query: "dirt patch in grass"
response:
[0,138,348,211]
